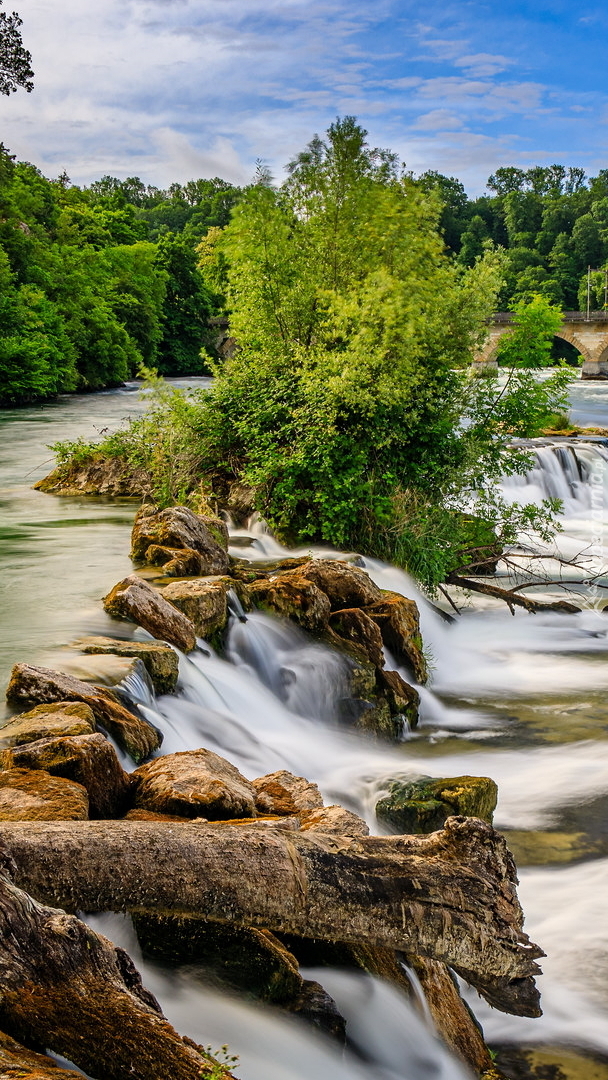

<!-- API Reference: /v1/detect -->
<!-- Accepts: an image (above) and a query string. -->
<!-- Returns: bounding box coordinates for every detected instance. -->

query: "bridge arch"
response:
[474,314,608,378]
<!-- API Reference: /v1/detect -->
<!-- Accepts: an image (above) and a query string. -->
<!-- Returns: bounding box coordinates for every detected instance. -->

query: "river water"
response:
[1,377,608,1079]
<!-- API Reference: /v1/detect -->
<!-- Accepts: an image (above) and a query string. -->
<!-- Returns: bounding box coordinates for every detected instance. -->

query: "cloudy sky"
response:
[3,0,608,194]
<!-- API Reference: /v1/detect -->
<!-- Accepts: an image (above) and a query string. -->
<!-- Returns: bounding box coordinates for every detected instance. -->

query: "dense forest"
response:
[2,137,608,406]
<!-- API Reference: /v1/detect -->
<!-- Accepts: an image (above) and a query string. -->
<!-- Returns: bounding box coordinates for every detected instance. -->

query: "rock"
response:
[0,734,133,819]
[34,454,151,497]
[248,572,331,632]
[103,574,197,653]
[133,749,257,820]
[376,775,498,834]
[133,917,303,1005]
[0,702,95,749]
[299,805,369,836]
[123,808,196,823]
[130,505,229,574]
[145,545,204,577]
[300,560,383,610]
[161,578,229,641]
[0,768,89,820]
[376,668,419,728]
[252,770,324,815]
[6,663,162,765]
[225,481,257,525]
[365,593,427,683]
[73,637,179,695]
[284,979,347,1043]
[328,608,385,667]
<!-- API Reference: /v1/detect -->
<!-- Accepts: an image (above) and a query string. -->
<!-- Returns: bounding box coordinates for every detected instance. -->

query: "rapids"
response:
[2,376,608,1077]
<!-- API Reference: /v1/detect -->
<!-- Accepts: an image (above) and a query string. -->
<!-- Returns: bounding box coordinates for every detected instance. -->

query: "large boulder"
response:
[161,578,229,642]
[130,505,229,575]
[73,637,179,695]
[252,770,324,815]
[376,775,498,834]
[103,574,196,653]
[299,560,382,610]
[133,749,257,820]
[328,608,385,667]
[5,664,162,764]
[247,572,331,632]
[0,733,133,819]
[0,768,89,820]
[0,702,95,750]
[365,593,427,683]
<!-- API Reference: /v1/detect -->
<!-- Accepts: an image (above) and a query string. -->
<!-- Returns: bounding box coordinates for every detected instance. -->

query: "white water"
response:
[119,431,608,1068]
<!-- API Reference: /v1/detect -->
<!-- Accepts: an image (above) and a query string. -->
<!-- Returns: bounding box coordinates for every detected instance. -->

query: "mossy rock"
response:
[376,774,498,834]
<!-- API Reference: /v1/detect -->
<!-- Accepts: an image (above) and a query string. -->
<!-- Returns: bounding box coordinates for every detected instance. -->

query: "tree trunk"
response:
[0,815,544,1018]
[446,574,580,614]
[0,860,233,1080]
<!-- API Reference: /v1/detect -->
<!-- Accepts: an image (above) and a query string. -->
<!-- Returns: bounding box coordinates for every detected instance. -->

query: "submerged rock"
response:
[0,767,89,820]
[73,636,179,695]
[161,577,229,642]
[0,701,95,749]
[131,505,229,575]
[376,775,498,834]
[284,979,347,1043]
[133,749,257,820]
[103,574,197,653]
[5,663,162,764]
[252,770,324,815]
[1,733,133,819]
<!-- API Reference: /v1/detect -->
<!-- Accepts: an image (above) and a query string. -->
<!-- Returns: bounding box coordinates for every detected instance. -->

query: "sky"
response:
[3,0,608,195]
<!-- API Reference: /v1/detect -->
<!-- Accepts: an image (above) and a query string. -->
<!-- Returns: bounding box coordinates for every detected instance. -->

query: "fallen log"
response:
[0,815,544,1018]
[446,574,580,614]
[0,859,233,1080]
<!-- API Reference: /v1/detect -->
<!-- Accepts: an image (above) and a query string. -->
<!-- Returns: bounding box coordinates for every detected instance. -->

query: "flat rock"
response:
[133,749,257,820]
[131,505,229,574]
[0,702,95,750]
[252,770,324,815]
[161,578,229,641]
[73,637,179,695]
[103,574,196,653]
[0,768,89,820]
[376,775,498,834]
[247,572,331,632]
[300,560,383,610]
[6,663,162,765]
[365,593,427,683]
[1,733,133,819]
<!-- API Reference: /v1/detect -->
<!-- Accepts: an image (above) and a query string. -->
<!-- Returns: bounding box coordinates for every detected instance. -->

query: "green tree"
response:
[0,1,33,95]
[155,236,215,375]
[497,295,564,368]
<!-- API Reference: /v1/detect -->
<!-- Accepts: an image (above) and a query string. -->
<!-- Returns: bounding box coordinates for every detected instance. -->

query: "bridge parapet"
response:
[476,313,608,379]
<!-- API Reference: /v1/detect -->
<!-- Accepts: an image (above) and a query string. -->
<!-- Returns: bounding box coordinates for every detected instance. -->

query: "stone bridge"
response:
[475,312,608,379]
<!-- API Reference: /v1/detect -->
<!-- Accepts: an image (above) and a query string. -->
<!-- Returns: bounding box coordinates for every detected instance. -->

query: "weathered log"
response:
[6,663,161,763]
[0,815,544,1017]
[0,861,233,1080]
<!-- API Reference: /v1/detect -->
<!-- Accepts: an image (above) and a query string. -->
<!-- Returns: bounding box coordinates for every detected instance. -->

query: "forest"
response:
[2,136,608,407]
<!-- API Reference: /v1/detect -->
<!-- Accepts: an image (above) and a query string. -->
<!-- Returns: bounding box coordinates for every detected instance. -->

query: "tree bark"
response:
[0,815,544,1018]
[0,859,232,1080]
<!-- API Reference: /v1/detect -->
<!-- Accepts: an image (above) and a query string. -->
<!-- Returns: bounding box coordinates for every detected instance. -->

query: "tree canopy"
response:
[0,2,33,95]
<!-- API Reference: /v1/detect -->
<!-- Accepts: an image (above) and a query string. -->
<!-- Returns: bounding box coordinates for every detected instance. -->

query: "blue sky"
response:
[3,0,608,194]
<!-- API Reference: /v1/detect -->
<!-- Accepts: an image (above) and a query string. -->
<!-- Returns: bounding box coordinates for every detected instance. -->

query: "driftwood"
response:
[446,573,580,614]
[0,815,543,1018]
[0,857,233,1080]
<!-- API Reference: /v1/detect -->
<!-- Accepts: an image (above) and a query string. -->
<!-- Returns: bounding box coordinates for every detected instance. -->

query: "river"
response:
[1,377,608,1079]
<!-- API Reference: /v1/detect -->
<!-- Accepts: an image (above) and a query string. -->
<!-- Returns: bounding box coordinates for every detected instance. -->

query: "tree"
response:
[0,2,33,94]
[497,294,564,368]
[154,235,215,375]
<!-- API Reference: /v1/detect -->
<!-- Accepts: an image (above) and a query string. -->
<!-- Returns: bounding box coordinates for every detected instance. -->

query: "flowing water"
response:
[2,377,608,1078]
